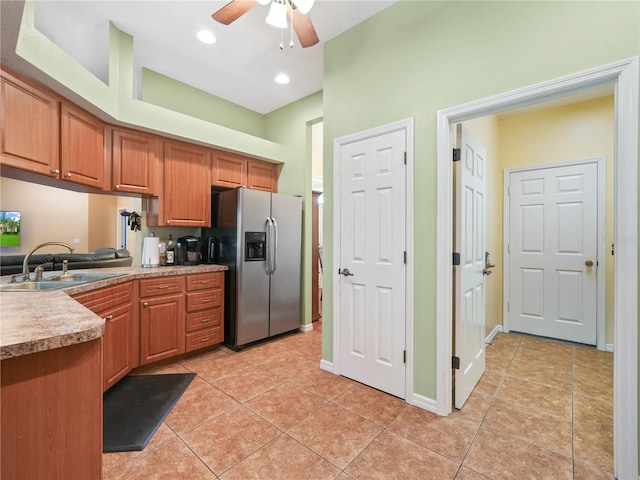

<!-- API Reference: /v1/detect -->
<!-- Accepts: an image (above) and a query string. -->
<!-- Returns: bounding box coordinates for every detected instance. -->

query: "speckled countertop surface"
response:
[0,264,228,360]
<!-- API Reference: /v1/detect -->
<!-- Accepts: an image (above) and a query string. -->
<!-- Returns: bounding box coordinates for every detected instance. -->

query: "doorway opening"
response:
[437,58,639,478]
[311,121,324,329]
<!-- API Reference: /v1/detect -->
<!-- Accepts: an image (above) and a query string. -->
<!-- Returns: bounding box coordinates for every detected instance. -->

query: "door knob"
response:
[585,260,594,267]
[339,268,354,277]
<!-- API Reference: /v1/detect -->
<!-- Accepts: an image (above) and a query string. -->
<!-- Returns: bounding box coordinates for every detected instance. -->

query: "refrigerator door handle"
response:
[266,217,273,274]
[271,216,278,274]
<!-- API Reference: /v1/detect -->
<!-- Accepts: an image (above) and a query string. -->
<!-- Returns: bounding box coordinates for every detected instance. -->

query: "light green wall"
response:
[141,68,266,138]
[265,91,323,326]
[12,1,282,161]
[322,1,640,400]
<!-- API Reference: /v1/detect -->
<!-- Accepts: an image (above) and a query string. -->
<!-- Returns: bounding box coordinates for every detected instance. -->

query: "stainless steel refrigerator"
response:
[203,187,302,348]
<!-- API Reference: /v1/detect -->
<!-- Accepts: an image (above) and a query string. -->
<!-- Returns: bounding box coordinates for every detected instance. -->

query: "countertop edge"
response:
[0,264,228,360]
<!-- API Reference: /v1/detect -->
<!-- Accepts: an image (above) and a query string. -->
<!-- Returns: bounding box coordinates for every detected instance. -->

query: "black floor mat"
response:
[103,373,195,452]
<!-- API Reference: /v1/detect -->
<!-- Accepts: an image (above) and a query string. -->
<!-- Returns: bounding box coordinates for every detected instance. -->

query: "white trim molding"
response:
[298,323,314,333]
[319,359,334,373]
[332,117,415,403]
[436,57,638,479]
[485,325,503,345]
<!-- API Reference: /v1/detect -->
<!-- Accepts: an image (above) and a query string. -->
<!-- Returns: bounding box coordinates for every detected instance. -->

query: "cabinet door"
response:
[212,151,247,189]
[73,282,136,391]
[111,127,159,195]
[248,160,278,192]
[103,302,135,391]
[61,103,106,189]
[162,140,211,227]
[139,293,185,365]
[0,68,60,176]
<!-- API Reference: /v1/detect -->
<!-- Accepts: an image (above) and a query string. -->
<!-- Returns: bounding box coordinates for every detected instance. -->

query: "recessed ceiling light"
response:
[275,74,290,84]
[197,30,216,44]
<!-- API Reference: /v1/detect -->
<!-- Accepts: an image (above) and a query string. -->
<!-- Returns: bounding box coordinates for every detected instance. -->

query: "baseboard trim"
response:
[606,343,614,353]
[299,323,314,333]
[410,393,439,414]
[485,325,504,344]
[319,359,334,373]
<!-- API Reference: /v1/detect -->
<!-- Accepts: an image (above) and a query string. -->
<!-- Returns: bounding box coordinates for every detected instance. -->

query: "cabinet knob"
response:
[115,184,120,189]
[104,314,113,321]
[143,302,149,307]
[166,220,171,225]
[51,168,60,175]
[64,172,72,178]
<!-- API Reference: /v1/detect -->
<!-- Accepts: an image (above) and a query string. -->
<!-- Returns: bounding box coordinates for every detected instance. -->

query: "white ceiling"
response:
[30,0,397,114]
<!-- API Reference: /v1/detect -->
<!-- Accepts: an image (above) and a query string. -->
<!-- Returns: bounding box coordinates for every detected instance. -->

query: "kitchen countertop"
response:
[0,264,228,360]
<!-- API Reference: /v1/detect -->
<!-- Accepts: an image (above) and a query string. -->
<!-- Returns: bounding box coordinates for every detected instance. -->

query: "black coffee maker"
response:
[176,235,202,265]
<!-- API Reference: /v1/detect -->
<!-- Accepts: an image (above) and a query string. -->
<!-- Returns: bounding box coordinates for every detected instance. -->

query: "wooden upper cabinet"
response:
[248,159,278,192]
[0,68,60,176]
[158,140,211,227]
[212,150,278,192]
[61,103,106,189]
[212,150,247,189]
[111,127,159,195]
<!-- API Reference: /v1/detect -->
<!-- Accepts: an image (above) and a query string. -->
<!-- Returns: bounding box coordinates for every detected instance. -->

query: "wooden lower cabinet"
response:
[185,272,224,352]
[139,276,185,365]
[1,338,103,479]
[73,282,136,391]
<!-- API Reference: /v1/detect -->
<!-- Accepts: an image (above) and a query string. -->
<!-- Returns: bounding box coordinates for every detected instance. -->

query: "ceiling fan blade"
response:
[292,7,319,48]
[212,0,258,25]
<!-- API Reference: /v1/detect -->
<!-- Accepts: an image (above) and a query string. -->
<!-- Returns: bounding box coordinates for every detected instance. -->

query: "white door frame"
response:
[328,117,415,402]
[503,157,607,350]
[436,58,638,479]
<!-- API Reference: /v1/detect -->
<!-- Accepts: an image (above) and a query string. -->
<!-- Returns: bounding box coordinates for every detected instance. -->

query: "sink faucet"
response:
[21,242,74,282]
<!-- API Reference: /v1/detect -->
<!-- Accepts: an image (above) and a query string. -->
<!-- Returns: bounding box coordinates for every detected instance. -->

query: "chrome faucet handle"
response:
[34,264,46,281]
[62,259,69,275]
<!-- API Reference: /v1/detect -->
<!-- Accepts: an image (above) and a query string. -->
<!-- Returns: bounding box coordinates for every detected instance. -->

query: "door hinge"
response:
[404,251,407,264]
[453,148,461,162]
[452,356,460,369]
[404,151,407,165]
[507,301,510,312]
[403,350,406,363]
[453,252,460,266]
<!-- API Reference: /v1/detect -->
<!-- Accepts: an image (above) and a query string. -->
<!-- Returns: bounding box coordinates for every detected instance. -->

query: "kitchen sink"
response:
[0,281,85,291]
[46,272,126,283]
[0,272,126,291]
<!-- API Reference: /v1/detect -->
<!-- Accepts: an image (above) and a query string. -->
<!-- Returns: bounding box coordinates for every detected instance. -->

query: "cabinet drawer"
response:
[139,276,184,297]
[185,326,222,352]
[185,307,222,333]
[186,289,221,312]
[73,282,132,313]
[186,272,223,291]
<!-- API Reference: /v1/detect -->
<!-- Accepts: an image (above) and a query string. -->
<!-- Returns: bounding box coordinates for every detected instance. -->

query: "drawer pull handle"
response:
[154,285,171,289]
[200,318,211,323]
[143,302,149,307]
[198,280,212,284]
[200,337,210,342]
[201,299,212,303]
[104,314,113,321]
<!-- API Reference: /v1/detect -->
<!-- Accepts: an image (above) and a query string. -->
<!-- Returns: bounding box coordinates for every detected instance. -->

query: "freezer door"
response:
[269,192,302,336]
[236,188,271,346]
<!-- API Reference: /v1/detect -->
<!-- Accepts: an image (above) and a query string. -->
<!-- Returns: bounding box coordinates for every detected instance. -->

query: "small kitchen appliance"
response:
[176,235,202,266]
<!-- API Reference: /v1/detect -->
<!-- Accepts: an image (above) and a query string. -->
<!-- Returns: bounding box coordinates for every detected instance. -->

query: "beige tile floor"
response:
[102,326,614,479]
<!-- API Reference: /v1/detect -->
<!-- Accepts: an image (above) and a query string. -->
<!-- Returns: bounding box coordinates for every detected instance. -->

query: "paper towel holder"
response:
[141,233,161,268]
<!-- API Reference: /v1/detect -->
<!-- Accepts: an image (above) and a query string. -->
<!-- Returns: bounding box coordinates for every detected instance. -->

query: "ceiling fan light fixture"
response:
[265,0,288,29]
[196,29,217,44]
[294,0,314,14]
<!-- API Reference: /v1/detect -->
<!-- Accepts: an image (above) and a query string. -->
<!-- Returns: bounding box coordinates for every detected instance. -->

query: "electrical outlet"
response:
[73,238,80,245]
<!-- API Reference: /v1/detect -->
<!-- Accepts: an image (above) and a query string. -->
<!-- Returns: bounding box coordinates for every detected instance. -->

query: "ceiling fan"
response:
[212,0,320,48]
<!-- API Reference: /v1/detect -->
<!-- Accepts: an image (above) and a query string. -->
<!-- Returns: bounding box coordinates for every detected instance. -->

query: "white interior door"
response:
[508,162,598,345]
[339,129,406,398]
[454,124,486,409]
